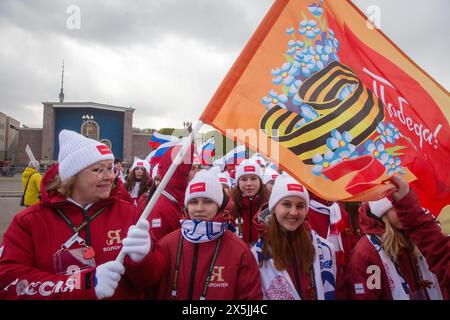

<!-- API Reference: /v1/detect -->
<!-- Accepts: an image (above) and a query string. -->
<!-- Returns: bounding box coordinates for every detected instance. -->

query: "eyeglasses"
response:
[85,167,115,180]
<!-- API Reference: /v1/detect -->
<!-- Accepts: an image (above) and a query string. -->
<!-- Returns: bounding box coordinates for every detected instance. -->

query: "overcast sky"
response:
[0,0,448,132]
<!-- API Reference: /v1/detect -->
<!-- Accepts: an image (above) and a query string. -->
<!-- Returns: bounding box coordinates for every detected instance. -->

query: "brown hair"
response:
[46,174,76,198]
[262,215,315,274]
[231,177,269,218]
[124,168,150,198]
[342,201,362,236]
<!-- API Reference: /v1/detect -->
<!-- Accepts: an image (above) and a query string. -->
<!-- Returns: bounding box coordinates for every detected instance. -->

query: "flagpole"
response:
[115,120,203,264]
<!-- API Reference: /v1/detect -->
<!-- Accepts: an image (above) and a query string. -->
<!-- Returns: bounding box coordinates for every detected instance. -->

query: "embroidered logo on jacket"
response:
[209,266,229,288]
[106,229,122,245]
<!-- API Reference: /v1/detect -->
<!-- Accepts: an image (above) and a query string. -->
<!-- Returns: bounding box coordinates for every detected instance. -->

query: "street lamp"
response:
[82,114,94,121]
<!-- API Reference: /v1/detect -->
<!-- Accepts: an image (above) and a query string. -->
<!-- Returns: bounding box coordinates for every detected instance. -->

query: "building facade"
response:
[0,112,20,161]
[14,102,137,165]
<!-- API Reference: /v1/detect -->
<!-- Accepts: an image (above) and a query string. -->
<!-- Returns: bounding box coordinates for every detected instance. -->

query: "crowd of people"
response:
[0,129,448,300]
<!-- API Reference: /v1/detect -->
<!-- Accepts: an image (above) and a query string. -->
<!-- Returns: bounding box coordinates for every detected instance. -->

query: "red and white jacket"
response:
[346,201,444,300]
[306,197,360,269]
[0,188,166,299]
[156,208,262,300]
[394,190,449,299]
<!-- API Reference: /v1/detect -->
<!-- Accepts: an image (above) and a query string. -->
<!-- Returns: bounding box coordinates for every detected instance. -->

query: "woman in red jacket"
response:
[346,186,444,300]
[124,157,150,206]
[232,159,269,245]
[252,174,345,300]
[387,176,449,298]
[156,170,263,300]
[0,130,166,300]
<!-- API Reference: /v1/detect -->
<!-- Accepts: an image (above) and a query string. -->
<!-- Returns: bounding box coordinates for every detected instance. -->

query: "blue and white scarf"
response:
[252,230,337,300]
[180,219,228,244]
[367,234,443,300]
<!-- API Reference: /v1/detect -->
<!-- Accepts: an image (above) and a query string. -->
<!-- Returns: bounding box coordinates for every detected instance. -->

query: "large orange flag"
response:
[200,0,450,214]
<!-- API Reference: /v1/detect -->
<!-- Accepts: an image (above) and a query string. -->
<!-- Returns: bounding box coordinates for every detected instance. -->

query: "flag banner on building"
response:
[200,0,450,214]
[197,138,216,166]
[148,132,179,149]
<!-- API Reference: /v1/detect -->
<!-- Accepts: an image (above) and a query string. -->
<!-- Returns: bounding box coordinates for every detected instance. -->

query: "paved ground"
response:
[0,175,23,243]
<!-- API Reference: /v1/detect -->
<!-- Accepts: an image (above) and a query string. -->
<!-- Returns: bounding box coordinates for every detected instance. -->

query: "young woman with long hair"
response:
[346,191,444,300]
[232,159,269,245]
[252,174,344,300]
[124,158,150,206]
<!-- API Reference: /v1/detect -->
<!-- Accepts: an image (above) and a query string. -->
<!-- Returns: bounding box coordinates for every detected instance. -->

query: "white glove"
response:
[122,219,151,263]
[94,260,125,300]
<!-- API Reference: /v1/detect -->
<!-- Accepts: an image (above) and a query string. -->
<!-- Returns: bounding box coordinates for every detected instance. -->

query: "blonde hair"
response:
[46,174,76,198]
[381,215,418,263]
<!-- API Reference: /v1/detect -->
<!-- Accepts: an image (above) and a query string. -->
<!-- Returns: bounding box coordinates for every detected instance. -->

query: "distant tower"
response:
[59,60,65,103]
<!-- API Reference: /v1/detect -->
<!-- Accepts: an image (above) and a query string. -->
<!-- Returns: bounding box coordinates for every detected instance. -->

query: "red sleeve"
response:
[148,200,181,241]
[0,215,96,300]
[123,239,167,290]
[346,239,390,300]
[393,190,450,296]
[234,245,263,300]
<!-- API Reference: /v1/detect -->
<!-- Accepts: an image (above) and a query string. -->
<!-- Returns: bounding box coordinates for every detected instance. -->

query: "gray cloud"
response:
[0,0,448,130]
[0,0,271,51]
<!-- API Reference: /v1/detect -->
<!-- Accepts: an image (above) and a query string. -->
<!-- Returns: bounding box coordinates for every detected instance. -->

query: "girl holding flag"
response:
[346,183,444,300]
[155,170,262,300]
[252,174,345,300]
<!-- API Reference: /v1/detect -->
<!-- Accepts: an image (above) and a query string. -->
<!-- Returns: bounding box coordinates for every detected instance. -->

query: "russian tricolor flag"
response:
[148,132,179,149]
[197,138,215,166]
[223,145,246,165]
[146,139,184,168]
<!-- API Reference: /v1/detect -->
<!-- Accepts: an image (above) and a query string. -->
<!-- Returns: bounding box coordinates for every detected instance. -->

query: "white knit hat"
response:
[262,167,279,185]
[251,153,267,168]
[269,174,309,212]
[368,197,393,218]
[58,130,114,182]
[209,166,222,174]
[184,170,224,207]
[217,171,231,189]
[235,159,263,182]
[131,157,150,173]
[28,160,40,170]
[213,158,225,171]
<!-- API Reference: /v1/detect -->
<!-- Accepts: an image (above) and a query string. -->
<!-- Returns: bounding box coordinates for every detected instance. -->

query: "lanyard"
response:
[289,240,317,300]
[171,235,223,300]
[56,207,105,246]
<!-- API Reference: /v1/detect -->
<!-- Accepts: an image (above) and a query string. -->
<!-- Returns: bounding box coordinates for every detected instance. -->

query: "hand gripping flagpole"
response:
[115,120,203,264]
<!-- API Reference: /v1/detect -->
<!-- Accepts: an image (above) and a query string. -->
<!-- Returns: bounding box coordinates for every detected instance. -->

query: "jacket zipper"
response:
[187,243,199,299]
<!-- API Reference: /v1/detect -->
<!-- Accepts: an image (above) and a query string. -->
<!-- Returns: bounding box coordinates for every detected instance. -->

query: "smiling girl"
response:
[252,174,344,300]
